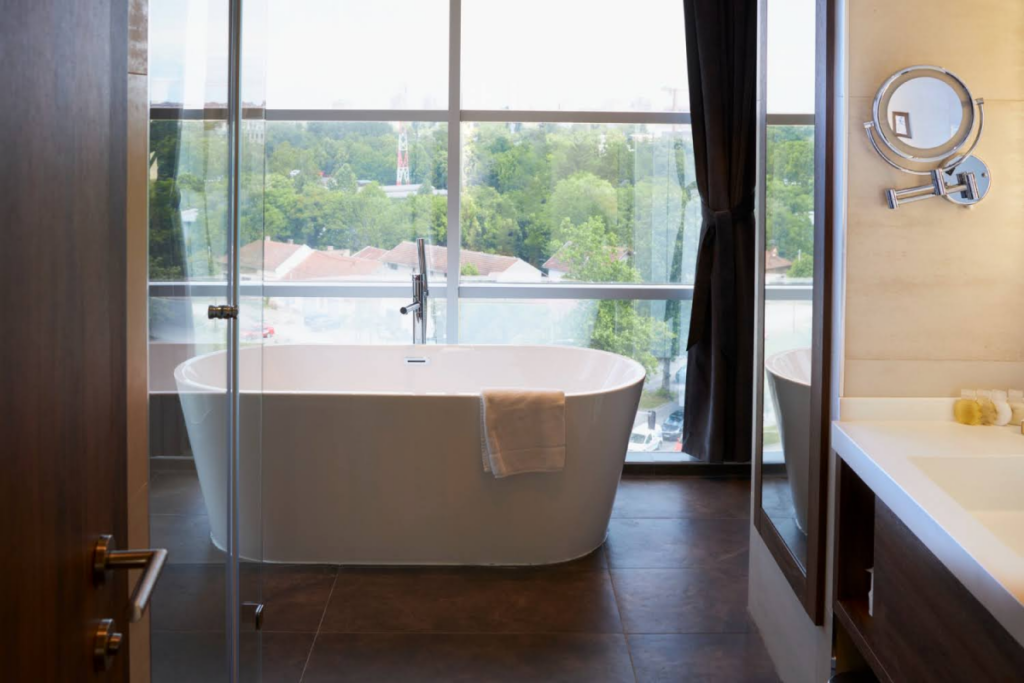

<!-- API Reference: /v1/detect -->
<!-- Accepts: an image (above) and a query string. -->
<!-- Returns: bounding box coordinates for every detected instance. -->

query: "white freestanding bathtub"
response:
[765,348,812,533]
[175,344,645,566]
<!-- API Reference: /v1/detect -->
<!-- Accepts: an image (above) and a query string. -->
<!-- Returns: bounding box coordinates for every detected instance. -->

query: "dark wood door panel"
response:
[0,1,129,681]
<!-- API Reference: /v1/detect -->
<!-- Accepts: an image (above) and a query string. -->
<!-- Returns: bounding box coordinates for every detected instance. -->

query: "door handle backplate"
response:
[93,618,122,672]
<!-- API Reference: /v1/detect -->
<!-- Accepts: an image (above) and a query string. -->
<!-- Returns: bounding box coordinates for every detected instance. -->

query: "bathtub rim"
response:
[765,347,813,388]
[173,342,648,399]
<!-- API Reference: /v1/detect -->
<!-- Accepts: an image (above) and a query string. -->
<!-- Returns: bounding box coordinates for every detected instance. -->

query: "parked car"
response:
[242,322,275,341]
[628,425,663,452]
[662,410,684,441]
[304,312,342,332]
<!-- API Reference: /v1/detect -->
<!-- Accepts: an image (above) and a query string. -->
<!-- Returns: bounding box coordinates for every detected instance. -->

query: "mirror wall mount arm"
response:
[864,117,985,208]
[884,168,981,210]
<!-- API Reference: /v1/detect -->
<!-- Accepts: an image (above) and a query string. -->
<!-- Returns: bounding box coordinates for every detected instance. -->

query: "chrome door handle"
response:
[93,535,168,623]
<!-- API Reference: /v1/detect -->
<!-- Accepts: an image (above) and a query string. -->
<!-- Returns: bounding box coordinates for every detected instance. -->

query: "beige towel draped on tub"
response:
[480,389,566,478]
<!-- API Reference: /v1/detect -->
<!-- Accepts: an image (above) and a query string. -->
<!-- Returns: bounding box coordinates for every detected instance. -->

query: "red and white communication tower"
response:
[396,122,410,185]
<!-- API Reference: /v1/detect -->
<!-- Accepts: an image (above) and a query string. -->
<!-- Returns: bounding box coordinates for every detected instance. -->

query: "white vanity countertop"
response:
[832,397,1024,648]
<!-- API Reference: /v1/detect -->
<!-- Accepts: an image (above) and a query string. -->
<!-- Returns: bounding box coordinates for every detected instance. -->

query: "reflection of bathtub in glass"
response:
[765,348,812,533]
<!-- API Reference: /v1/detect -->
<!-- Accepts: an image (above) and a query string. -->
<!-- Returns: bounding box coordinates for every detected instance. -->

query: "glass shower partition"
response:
[236,0,268,679]
[147,0,234,681]
[147,0,266,679]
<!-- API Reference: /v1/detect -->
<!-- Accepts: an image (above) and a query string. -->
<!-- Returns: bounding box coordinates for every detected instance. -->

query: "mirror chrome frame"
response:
[870,64,976,164]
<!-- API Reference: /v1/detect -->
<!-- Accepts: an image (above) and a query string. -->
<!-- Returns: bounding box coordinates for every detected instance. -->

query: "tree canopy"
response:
[148,120,813,370]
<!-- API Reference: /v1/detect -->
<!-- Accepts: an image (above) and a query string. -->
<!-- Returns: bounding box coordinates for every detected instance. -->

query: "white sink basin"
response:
[911,456,1024,556]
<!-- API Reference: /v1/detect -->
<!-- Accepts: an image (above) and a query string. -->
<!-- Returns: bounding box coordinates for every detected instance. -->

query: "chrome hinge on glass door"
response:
[208,304,239,320]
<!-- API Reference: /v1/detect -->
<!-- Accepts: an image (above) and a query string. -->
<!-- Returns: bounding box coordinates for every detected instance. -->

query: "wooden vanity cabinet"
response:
[833,459,1024,682]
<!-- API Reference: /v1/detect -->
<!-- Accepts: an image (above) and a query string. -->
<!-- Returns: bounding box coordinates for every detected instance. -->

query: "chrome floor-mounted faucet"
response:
[400,237,429,344]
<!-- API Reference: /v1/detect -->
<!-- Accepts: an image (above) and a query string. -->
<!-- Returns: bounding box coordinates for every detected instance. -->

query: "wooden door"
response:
[0,1,131,681]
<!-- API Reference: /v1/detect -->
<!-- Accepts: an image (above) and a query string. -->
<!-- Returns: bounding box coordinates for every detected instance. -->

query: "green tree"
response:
[557,218,674,375]
[765,126,815,261]
[549,172,618,241]
[555,218,636,283]
[267,141,320,187]
[766,180,814,260]
[549,126,605,179]
[460,186,520,255]
[147,119,808,380]
[788,252,814,278]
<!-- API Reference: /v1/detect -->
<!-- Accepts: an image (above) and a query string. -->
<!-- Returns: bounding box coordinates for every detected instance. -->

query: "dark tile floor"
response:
[150,472,779,682]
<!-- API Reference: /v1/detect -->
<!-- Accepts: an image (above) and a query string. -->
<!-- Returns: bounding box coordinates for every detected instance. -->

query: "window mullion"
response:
[445,0,462,344]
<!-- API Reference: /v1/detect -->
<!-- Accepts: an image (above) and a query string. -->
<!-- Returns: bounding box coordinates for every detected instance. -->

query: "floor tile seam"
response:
[150,512,209,517]
[613,588,640,682]
[153,628,740,636]
[307,630,634,636]
[299,568,340,683]
[328,568,613,577]
[610,515,752,520]
[151,627,758,637]
[622,628,754,635]
[606,564,751,571]
[150,628,318,635]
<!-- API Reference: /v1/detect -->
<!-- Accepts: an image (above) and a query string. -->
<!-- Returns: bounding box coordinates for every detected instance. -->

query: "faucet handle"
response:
[401,273,424,316]
[416,238,429,295]
[412,273,423,302]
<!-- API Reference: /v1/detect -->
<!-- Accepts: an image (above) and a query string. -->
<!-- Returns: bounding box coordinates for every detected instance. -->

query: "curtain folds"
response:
[681,0,758,463]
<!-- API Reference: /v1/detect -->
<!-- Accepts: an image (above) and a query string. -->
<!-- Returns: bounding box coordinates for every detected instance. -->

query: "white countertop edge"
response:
[832,422,1024,649]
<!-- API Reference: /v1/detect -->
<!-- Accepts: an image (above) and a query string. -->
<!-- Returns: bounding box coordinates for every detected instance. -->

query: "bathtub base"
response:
[211,531,611,568]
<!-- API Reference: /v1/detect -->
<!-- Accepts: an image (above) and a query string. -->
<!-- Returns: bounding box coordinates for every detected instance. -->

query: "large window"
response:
[149,0,815,463]
[462,0,688,113]
[462,122,699,285]
[266,1,449,110]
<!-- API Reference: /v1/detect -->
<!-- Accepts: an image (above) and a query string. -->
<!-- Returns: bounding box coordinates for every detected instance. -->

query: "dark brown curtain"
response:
[681,0,758,463]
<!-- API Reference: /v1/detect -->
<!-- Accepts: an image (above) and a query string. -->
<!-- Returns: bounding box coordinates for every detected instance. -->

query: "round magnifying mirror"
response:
[873,66,975,164]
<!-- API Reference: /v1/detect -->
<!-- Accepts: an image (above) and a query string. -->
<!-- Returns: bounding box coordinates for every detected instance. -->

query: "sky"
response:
[149,0,815,114]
